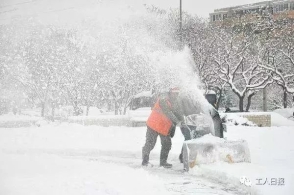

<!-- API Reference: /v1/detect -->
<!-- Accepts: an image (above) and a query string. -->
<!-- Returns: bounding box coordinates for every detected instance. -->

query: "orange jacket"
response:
[146,99,173,136]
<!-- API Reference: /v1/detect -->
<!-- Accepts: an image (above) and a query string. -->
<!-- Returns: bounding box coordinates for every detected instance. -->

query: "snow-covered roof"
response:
[234,4,269,11]
[206,90,216,95]
[133,91,153,98]
[272,0,293,4]
[213,0,275,13]
[210,10,228,15]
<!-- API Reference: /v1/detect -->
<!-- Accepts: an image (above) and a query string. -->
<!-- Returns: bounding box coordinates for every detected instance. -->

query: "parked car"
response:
[126,91,155,127]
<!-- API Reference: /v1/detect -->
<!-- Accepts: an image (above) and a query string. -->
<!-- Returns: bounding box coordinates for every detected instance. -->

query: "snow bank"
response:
[81,107,108,116]
[0,113,43,128]
[186,134,225,144]
[273,108,294,120]
[68,115,131,126]
[270,112,294,126]
[221,112,294,127]
[184,134,250,166]
[221,113,256,126]
[0,113,41,122]
[188,126,294,195]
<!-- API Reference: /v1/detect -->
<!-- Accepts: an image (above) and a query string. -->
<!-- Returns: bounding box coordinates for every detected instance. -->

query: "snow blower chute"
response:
[181,114,251,171]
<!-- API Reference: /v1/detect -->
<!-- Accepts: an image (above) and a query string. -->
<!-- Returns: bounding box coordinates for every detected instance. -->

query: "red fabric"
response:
[146,99,173,136]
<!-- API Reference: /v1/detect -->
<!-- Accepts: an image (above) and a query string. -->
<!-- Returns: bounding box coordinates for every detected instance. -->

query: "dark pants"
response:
[212,114,224,138]
[181,125,192,141]
[179,125,194,162]
[142,126,172,164]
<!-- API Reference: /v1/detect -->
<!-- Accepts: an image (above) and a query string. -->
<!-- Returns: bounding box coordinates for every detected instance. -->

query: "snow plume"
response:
[150,47,200,91]
[3,0,213,119]
[150,47,215,134]
[79,2,215,132]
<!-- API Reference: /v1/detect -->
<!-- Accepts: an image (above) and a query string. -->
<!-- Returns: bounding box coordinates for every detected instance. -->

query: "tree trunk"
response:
[86,105,90,116]
[216,88,222,110]
[51,105,55,122]
[73,100,80,116]
[107,100,111,111]
[114,101,118,115]
[86,100,90,116]
[283,89,287,108]
[239,96,244,112]
[41,102,45,117]
[246,92,255,112]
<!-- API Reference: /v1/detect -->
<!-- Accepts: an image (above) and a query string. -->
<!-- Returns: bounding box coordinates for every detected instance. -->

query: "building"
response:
[210,0,294,22]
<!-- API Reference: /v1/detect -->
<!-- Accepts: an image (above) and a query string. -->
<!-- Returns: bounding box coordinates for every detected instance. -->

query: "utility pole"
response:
[263,50,270,112]
[263,87,267,111]
[179,0,182,49]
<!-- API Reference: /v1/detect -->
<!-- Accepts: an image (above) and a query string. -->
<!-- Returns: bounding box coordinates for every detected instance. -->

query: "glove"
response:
[178,121,183,127]
[169,124,176,138]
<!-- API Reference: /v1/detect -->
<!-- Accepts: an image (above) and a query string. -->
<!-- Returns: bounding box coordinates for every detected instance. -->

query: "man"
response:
[208,104,224,138]
[142,87,183,168]
[177,91,202,163]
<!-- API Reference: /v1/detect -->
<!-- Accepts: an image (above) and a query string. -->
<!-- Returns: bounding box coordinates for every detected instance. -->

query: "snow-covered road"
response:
[0,122,293,195]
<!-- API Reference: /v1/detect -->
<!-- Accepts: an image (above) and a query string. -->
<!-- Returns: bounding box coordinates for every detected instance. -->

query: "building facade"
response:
[210,0,294,22]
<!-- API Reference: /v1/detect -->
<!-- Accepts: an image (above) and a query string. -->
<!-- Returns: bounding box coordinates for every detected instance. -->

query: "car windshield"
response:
[130,96,153,110]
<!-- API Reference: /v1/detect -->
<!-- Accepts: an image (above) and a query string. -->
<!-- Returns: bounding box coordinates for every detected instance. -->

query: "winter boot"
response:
[179,153,183,163]
[160,151,172,168]
[160,162,172,168]
[142,154,149,166]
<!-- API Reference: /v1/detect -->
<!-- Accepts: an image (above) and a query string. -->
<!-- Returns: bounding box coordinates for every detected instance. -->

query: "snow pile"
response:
[222,112,294,127]
[68,115,129,120]
[190,126,294,195]
[186,133,225,144]
[273,108,294,120]
[270,112,294,126]
[20,109,41,117]
[185,134,250,164]
[68,115,130,126]
[0,113,43,128]
[0,113,41,122]
[221,113,256,126]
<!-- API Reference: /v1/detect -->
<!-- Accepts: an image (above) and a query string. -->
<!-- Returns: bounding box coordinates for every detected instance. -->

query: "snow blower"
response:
[181,114,251,171]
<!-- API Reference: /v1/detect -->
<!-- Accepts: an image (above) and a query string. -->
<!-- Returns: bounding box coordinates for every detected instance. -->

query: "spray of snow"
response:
[6,0,214,133]
[75,1,214,132]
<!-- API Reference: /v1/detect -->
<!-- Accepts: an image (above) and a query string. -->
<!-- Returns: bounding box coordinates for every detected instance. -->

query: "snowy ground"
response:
[0,119,293,195]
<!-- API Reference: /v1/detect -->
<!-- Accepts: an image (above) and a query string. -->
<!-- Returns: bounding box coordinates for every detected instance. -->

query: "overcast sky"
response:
[139,0,265,17]
[0,0,266,24]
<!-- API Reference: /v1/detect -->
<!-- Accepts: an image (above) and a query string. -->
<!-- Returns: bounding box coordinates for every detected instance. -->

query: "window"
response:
[215,14,222,21]
[212,13,226,21]
[274,4,289,13]
[268,7,274,14]
[290,3,294,10]
[130,97,153,110]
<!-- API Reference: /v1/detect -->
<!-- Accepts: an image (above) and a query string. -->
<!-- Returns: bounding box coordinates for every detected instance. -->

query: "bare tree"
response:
[258,19,294,108]
[212,27,272,112]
